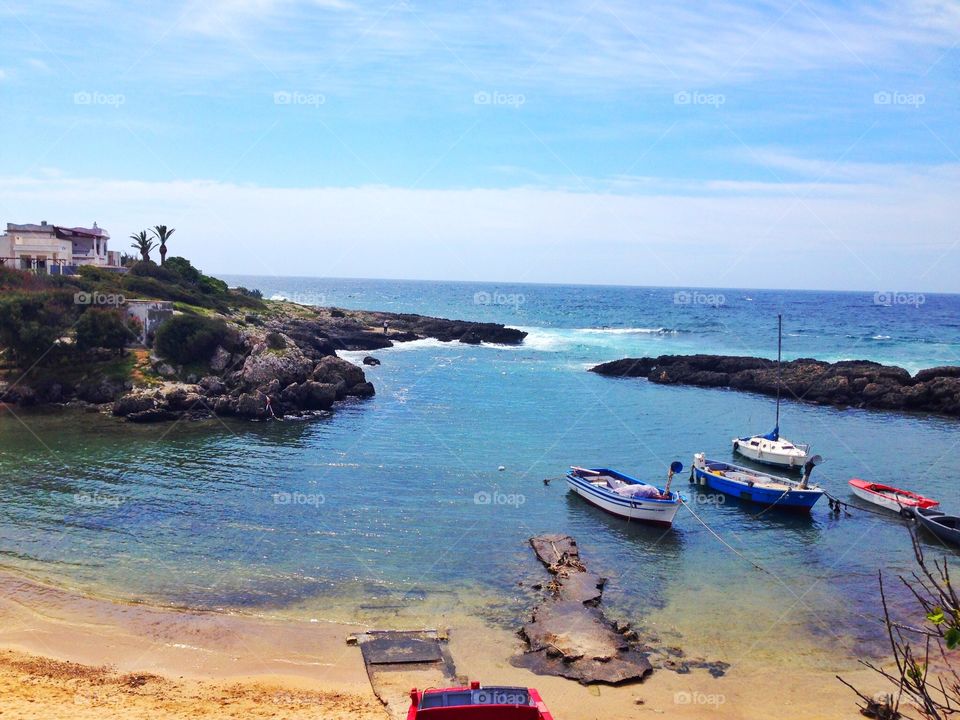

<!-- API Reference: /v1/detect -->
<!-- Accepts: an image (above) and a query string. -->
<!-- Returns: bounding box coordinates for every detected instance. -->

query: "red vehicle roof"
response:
[407,683,553,720]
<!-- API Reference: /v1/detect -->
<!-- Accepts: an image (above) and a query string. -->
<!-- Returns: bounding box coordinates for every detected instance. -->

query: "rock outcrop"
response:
[1,302,526,421]
[513,534,728,684]
[111,347,374,422]
[590,355,960,417]
[268,308,528,351]
[513,534,653,685]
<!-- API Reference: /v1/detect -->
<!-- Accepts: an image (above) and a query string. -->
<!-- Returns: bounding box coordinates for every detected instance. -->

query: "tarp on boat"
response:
[613,483,662,499]
[761,425,780,441]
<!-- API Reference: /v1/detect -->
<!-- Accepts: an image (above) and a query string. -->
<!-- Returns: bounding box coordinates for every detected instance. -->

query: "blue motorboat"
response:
[692,453,824,511]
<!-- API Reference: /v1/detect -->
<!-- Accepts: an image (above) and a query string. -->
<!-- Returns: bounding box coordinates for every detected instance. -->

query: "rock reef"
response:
[514,534,728,684]
[0,304,527,421]
[590,355,960,417]
[514,534,652,685]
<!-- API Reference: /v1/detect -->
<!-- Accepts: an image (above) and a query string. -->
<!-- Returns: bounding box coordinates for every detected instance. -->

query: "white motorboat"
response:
[566,463,684,526]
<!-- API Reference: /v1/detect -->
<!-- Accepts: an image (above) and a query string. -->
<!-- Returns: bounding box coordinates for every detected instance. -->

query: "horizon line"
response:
[212,272,957,297]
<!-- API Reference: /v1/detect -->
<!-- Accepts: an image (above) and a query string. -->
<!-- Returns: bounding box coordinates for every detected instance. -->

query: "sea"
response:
[2,278,959,668]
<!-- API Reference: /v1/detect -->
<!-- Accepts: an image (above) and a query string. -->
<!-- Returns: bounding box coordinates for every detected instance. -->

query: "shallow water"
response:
[1,279,958,670]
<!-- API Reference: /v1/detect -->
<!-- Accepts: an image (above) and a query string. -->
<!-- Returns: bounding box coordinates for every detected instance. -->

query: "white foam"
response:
[577,327,678,336]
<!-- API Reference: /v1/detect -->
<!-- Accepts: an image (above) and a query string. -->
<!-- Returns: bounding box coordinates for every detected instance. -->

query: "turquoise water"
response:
[1,279,959,662]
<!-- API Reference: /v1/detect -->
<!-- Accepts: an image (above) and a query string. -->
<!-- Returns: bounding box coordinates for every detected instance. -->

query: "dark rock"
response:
[591,355,960,418]
[260,378,281,397]
[302,381,337,410]
[214,396,238,415]
[161,386,203,412]
[127,408,179,423]
[345,381,375,398]
[362,356,381,366]
[113,392,157,417]
[0,383,36,405]
[513,534,654,685]
[198,376,226,396]
[313,356,367,387]
[236,391,269,418]
[77,376,128,404]
[209,345,232,372]
[915,366,960,383]
[241,339,313,387]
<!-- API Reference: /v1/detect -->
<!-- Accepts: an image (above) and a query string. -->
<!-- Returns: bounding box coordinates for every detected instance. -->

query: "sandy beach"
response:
[0,569,887,719]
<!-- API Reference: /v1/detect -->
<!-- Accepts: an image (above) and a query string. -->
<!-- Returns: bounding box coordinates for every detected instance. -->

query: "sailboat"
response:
[731,315,812,470]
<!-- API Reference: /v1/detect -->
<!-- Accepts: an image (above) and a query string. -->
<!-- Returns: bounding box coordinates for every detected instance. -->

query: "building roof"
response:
[6,222,55,233]
[55,223,110,240]
[5,221,110,239]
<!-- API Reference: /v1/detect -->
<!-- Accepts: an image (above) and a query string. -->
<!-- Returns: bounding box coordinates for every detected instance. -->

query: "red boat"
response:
[407,682,554,720]
[848,478,940,513]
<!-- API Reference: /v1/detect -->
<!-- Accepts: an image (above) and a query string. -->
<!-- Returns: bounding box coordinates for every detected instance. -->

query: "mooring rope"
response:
[750,486,793,519]
[680,499,773,575]
[822,490,891,518]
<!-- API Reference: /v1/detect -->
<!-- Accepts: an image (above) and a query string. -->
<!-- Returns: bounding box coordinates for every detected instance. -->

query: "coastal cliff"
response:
[106,305,527,422]
[0,262,527,421]
[590,355,960,417]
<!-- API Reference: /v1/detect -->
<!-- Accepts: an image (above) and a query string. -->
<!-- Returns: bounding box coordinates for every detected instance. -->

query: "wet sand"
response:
[0,569,886,718]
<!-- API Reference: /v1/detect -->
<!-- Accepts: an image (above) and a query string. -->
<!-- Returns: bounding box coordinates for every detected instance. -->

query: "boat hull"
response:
[692,465,821,511]
[848,480,939,513]
[912,508,960,547]
[566,474,681,526]
[732,439,808,470]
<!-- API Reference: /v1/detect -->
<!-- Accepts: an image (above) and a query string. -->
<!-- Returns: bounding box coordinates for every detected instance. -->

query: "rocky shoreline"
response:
[590,355,960,417]
[0,304,527,422]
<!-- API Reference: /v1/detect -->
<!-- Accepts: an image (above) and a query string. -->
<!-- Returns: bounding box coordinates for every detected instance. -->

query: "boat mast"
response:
[776,314,782,431]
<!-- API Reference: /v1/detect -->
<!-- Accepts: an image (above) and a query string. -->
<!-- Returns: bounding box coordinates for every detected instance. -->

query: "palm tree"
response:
[129,230,156,262]
[150,225,175,266]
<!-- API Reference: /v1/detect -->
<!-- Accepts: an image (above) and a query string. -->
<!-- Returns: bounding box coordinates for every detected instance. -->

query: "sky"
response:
[0,0,958,291]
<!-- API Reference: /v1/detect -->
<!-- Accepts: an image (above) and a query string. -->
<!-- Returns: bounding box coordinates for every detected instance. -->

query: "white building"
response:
[0,220,122,273]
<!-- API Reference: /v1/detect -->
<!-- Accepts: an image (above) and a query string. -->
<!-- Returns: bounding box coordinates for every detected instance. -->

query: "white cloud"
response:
[0,162,955,291]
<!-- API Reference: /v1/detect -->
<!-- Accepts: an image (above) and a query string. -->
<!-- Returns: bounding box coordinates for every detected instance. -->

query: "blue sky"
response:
[1,0,958,290]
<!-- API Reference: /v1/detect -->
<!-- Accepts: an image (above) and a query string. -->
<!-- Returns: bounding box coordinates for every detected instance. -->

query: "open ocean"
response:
[2,278,959,667]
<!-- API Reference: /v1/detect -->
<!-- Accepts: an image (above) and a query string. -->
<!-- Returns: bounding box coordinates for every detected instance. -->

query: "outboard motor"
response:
[799,454,823,489]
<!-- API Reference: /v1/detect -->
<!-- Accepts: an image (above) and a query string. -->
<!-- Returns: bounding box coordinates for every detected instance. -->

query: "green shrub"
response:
[78,265,122,283]
[154,314,236,365]
[122,275,220,309]
[163,256,201,284]
[234,286,263,300]
[127,260,180,283]
[0,291,79,365]
[75,309,131,351]
[265,331,287,349]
